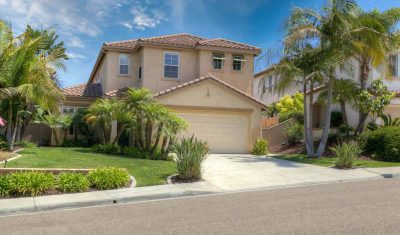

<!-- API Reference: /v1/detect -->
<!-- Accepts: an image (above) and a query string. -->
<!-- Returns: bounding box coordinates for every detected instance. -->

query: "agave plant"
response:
[367,114,400,131]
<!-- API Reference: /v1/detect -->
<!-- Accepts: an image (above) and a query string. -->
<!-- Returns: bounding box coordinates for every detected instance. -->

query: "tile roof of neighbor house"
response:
[103,75,266,107]
[62,83,103,98]
[103,33,260,52]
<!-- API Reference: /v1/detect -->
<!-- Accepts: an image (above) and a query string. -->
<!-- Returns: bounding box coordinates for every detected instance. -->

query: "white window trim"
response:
[163,51,180,80]
[119,54,130,75]
[212,53,226,70]
[232,55,245,71]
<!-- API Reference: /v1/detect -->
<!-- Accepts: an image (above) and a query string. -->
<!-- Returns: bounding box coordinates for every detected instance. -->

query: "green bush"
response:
[9,172,56,196]
[92,144,122,155]
[122,147,146,159]
[88,167,130,190]
[172,136,209,181]
[331,141,363,169]
[57,173,90,193]
[361,126,400,162]
[285,122,304,144]
[279,110,304,123]
[16,140,37,148]
[0,175,10,197]
[252,139,268,155]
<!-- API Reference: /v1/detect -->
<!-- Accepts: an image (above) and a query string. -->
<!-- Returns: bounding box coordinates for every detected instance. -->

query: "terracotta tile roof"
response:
[62,83,103,98]
[154,74,267,107]
[104,33,260,52]
[104,87,130,98]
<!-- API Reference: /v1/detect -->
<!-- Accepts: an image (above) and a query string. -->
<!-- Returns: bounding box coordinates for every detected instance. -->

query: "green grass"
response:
[274,154,400,168]
[1,147,177,187]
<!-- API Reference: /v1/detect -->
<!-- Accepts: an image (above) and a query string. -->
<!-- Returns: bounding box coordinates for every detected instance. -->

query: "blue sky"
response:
[0,0,398,87]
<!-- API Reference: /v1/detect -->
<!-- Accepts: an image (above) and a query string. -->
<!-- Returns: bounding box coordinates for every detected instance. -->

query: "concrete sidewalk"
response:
[1,156,400,217]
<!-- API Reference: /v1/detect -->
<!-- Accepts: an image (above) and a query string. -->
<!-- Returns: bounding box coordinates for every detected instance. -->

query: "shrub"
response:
[16,140,37,148]
[9,172,56,196]
[0,175,10,197]
[278,110,304,123]
[57,173,90,193]
[92,144,122,155]
[88,167,130,190]
[285,122,304,144]
[252,139,268,155]
[172,136,209,181]
[361,126,400,162]
[331,141,363,169]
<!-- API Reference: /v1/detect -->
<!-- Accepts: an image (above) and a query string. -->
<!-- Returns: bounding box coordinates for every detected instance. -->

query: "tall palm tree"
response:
[85,98,120,144]
[350,8,400,133]
[284,0,360,157]
[0,20,67,151]
[318,78,359,125]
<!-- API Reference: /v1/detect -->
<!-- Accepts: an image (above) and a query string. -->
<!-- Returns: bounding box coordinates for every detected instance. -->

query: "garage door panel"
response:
[178,112,248,153]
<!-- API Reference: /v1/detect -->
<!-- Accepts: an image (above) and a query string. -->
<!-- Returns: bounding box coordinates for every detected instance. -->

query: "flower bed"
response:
[0,167,131,198]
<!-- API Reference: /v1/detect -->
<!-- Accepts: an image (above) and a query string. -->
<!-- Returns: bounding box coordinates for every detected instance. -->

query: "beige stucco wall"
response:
[141,46,199,93]
[157,79,264,152]
[198,50,254,95]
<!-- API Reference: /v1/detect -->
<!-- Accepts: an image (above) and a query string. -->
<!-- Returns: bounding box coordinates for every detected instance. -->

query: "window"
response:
[212,53,225,69]
[389,54,400,77]
[232,55,245,71]
[164,52,179,79]
[119,54,129,75]
[138,53,143,79]
[139,66,142,79]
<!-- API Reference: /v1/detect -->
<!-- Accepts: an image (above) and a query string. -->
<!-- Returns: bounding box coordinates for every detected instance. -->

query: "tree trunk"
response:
[136,116,144,149]
[145,120,152,151]
[303,81,313,157]
[308,81,315,157]
[316,80,333,157]
[112,125,125,145]
[340,100,348,126]
[161,136,169,154]
[356,59,370,134]
[6,100,13,151]
[151,123,164,154]
[52,128,60,146]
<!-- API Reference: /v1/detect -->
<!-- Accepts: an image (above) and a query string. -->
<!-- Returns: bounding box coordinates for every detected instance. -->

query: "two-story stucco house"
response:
[58,34,265,153]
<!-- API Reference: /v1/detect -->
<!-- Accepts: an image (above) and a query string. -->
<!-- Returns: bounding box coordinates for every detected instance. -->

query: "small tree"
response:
[39,113,69,146]
[357,78,395,128]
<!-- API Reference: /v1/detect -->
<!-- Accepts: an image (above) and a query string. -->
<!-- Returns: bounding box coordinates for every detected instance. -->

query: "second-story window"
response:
[389,54,399,77]
[232,55,245,71]
[164,52,179,79]
[119,54,129,75]
[213,53,225,69]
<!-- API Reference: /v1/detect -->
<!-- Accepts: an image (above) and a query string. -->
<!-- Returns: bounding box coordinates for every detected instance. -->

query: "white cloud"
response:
[124,2,167,30]
[67,36,85,48]
[67,52,87,60]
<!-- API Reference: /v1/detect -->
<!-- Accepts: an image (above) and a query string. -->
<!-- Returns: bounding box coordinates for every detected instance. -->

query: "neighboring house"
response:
[253,49,400,129]
[56,34,264,153]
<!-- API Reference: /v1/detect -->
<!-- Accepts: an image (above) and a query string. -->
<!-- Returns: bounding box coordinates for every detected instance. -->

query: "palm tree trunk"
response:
[303,81,313,157]
[151,123,164,154]
[112,125,125,145]
[316,80,333,157]
[340,100,348,126]
[137,116,144,148]
[7,100,14,151]
[145,120,152,151]
[308,81,315,157]
[52,128,60,146]
[161,136,169,154]
[356,59,370,134]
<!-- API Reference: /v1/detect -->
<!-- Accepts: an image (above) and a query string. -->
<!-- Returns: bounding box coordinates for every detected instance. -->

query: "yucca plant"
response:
[172,136,209,181]
[331,141,363,169]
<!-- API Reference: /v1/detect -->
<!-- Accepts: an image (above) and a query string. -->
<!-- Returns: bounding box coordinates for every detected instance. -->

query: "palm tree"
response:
[85,98,120,144]
[318,78,359,125]
[0,20,67,151]
[284,0,361,157]
[350,9,400,133]
[38,113,66,146]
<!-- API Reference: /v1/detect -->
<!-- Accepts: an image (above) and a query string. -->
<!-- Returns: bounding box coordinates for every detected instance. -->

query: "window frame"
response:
[232,55,245,71]
[163,51,180,79]
[119,54,130,75]
[212,53,226,70]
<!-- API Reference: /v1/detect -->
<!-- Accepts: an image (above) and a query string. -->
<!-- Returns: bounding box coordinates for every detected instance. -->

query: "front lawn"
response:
[274,154,400,168]
[1,147,177,187]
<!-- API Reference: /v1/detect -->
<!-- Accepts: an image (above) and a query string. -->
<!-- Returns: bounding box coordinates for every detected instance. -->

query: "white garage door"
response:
[178,112,249,153]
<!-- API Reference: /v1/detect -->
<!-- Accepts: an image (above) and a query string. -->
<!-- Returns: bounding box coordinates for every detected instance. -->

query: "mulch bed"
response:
[169,175,203,184]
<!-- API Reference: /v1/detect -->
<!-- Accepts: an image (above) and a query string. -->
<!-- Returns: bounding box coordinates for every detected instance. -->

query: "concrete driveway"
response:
[202,154,382,191]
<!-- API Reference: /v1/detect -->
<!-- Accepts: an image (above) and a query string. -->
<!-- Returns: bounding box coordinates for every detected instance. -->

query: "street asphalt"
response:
[1,178,400,235]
